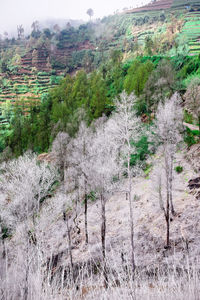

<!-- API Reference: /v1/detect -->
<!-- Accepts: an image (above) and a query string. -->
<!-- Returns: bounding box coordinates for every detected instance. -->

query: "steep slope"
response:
[1,143,199,299]
[13,145,197,285]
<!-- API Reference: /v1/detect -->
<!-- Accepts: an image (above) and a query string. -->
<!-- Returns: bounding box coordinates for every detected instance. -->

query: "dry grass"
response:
[45,254,200,300]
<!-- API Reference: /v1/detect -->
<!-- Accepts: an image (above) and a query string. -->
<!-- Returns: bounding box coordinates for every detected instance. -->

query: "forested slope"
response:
[0,0,200,124]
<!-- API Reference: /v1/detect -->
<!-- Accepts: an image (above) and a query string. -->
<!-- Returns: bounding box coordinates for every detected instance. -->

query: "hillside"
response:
[0,2,200,299]
[1,134,200,299]
[37,147,199,271]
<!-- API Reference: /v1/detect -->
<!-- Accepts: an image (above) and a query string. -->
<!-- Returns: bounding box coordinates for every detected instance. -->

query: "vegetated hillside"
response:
[0,0,200,123]
[0,93,200,299]
[126,0,200,13]
[126,0,174,13]
[0,3,200,298]
[0,25,96,124]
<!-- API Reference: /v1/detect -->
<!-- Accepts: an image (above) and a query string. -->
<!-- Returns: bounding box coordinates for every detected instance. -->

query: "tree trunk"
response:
[24,265,29,300]
[165,205,170,248]
[169,155,175,216]
[24,233,30,300]
[100,193,108,289]
[64,212,75,284]
[129,188,136,277]
[164,151,171,248]
[128,156,135,277]
[198,115,200,140]
[166,177,170,248]
[0,223,6,259]
[84,178,88,244]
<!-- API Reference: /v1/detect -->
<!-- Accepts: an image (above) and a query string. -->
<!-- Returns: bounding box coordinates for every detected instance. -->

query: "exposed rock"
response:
[188,177,200,200]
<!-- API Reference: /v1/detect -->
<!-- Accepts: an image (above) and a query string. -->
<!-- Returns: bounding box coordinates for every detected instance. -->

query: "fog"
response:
[0,0,149,36]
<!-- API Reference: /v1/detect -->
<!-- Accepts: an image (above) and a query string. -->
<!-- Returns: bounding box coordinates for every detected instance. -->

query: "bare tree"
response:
[71,122,94,244]
[154,94,183,247]
[0,152,59,227]
[152,160,171,248]
[62,197,75,284]
[0,152,59,299]
[155,93,183,216]
[107,91,143,276]
[88,116,118,288]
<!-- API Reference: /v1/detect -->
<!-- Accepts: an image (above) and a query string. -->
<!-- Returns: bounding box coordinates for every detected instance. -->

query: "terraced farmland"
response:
[181,11,200,55]
[0,72,63,124]
[1,0,200,126]
[125,0,200,54]
[126,0,200,14]
[172,0,200,9]
[126,0,173,13]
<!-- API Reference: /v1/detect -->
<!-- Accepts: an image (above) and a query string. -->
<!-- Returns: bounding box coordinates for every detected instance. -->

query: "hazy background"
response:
[0,0,149,36]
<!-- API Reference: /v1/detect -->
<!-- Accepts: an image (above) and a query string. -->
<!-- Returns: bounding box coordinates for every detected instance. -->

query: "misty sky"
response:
[0,0,149,35]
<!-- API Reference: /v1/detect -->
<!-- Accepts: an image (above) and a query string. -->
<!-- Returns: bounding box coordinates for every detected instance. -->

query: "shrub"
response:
[175,166,183,173]
[87,191,96,202]
[130,136,151,166]
[37,71,49,76]
[144,163,152,177]
[184,110,193,124]
[184,127,198,147]
[0,226,11,239]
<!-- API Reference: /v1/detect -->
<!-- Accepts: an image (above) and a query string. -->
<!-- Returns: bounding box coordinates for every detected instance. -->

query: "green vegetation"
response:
[1,3,200,298]
[0,52,199,157]
[175,165,183,173]
[184,127,200,147]
[130,136,153,167]
[0,0,200,158]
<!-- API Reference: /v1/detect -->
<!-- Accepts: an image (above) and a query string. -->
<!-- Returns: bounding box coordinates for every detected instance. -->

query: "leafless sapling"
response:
[88,116,119,288]
[107,91,143,277]
[155,93,183,217]
[71,122,94,244]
